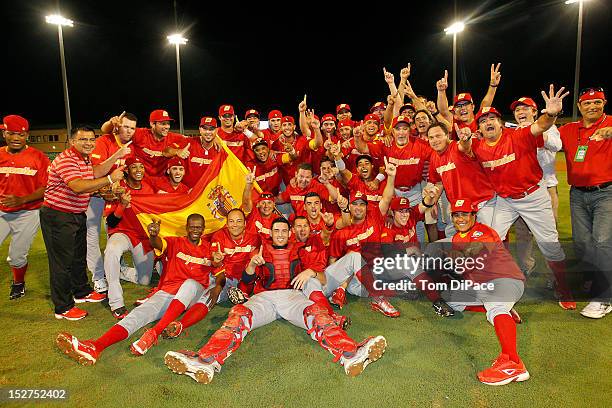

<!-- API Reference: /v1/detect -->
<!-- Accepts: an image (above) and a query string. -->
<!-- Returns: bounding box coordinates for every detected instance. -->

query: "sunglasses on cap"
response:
[221,114,234,119]
[259,193,274,200]
[579,87,604,96]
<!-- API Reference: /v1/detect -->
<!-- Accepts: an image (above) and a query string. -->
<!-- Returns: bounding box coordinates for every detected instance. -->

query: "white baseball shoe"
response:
[340,335,387,377]
[164,351,220,384]
[93,278,108,293]
[580,301,612,319]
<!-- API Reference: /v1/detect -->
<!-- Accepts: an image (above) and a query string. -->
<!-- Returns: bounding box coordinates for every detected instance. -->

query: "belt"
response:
[574,181,612,192]
[508,184,540,200]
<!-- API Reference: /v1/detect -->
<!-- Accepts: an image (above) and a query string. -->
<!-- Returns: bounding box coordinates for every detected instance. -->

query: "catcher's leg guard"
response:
[303,303,357,363]
[197,304,252,365]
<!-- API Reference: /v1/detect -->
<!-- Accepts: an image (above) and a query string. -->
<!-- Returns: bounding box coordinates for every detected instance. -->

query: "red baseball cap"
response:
[257,191,275,203]
[474,106,502,124]
[579,88,606,103]
[400,103,415,113]
[167,157,185,170]
[336,103,351,113]
[199,116,218,128]
[390,197,411,211]
[219,105,235,116]
[392,115,411,128]
[245,109,260,118]
[338,119,353,129]
[370,102,386,112]
[364,113,379,123]
[454,93,474,105]
[321,114,336,124]
[251,138,268,149]
[450,198,475,213]
[268,110,283,120]
[1,115,29,132]
[281,116,295,125]
[149,109,174,123]
[125,155,144,167]
[510,97,538,111]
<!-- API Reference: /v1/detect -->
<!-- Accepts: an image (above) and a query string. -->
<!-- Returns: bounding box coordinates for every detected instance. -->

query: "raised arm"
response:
[242,167,256,213]
[436,70,454,124]
[531,85,570,136]
[378,157,396,215]
[479,63,501,109]
[100,111,125,135]
[298,95,311,138]
[147,220,163,252]
[68,166,125,194]
[93,141,132,178]
[329,141,353,185]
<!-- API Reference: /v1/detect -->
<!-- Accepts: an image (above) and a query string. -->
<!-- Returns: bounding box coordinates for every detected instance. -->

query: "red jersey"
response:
[428,141,495,205]
[148,176,190,194]
[329,210,384,259]
[210,228,261,280]
[272,135,315,185]
[380,206,423,244]
[450,119,478,140]
[471,127,544,198]
[0,146,49,212]
[452,222,524,283]
[346,175,385,218]
[279,180,331,217]
[559,114,612,187]
[245,151,286,195]
[261,128,281,145]
[217,128,250,162]
[90,133,128,167]
[298,234,328,273]
[157,236,215,294]
[132,128,185,177]
[245,209,275,239]
[104,179,156,252]
[183,141,220,188]
[368,138,432,189]
[340,138,360,173]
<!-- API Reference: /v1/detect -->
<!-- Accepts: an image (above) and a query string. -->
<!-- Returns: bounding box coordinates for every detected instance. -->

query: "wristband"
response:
[107,175,113,185]
[334,159,346,171]
[375,173,386,182]
[422,198,434,208]
[489,84,498,88]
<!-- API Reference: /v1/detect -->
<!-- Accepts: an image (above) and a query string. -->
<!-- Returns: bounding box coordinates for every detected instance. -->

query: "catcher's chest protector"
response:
[258,242,301,290]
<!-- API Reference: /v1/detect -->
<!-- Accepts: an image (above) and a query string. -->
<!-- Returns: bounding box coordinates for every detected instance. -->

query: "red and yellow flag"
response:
[130,143,259,238]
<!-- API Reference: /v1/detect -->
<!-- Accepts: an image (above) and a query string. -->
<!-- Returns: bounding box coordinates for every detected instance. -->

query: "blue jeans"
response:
[570,185,612,301]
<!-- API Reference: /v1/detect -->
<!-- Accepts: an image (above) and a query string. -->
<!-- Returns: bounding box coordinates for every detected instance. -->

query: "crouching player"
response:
[164,218,386,383]
[443,198,527,386]
[55,214,223,365]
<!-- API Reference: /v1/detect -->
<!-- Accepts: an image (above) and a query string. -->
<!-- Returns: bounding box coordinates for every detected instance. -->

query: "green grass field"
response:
[1,153,610,407]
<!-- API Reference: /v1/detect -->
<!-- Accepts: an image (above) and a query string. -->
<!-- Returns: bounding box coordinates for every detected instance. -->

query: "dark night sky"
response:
[1,0,610,129]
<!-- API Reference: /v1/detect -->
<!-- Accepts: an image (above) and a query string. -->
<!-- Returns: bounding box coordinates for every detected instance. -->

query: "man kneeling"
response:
[164,217,386,383]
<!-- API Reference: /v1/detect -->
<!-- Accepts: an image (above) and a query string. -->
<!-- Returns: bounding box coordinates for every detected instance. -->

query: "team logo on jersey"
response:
[207,185,238,221]
[471,231,483,238]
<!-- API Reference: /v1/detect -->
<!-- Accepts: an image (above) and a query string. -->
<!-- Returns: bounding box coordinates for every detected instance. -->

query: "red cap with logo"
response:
[454,93,474,105]
[474,106,502,123]
[167,157,185,170]
[392,115,412,127]
[579,88,606,103]
[510,97,537,111]
[321,114,336,124]
[338,119,353,129]
[390,197,411,211]
[125,155,144,167]
[364,113,380,123]
[336,104,351,113]
[1,115,29,132]
[199,116,218,128]
[281,116,295,125]
[268,110,283,120]
[245,109,260,118]
[370,102,386,112]
[149,109,174,122]
[450,198,475,213]
[219,105,235,116]
[257,191,275,203]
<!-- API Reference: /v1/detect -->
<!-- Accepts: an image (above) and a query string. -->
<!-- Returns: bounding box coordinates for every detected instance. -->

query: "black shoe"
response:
[9,282,25,300]
[432,299,454,317]
[111,306,129,320]
[227,287,249,305]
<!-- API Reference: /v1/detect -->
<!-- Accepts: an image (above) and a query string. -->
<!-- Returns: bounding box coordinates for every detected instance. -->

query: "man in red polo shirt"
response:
[558,87,612,319]
[41,126,127,320]
[0,115,50,300]
[182,116,220,188]
[459,85,575,310]
[149,157,190,194]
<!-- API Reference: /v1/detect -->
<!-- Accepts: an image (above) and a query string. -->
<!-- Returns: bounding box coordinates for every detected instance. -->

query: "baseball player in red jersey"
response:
[55,214,224,365]
[558,87,612,319]
[458,85,575,310]
[244,138,293,195]
[164,217,386,383]
[242,167,276,239]
[103,156,156,319]
[276,163,334,217]
[336,103,352,122]
[0,115,50,299]
[182,117,220,188]
[88,112,136,293]
[370,102,386,122]
[216,104,251,162]
[441,198,528,386]
[426,122,496,237]
[149,157,189,194]
[319,157,346,216]
[260,109,283,144]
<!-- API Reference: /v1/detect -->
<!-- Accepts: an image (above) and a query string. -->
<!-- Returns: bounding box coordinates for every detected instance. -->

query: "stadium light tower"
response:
[566,0,591,120]
[444,21,465,99]
[46,14,74,137]
[167,34,188,135]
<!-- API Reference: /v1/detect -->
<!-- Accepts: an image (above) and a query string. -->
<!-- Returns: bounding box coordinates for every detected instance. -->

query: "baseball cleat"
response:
[432,299,455,317]
[510,308,522,324]
[162,321,184,339]
[341,335,387,377]
[477,354,530,386]
[227,286,249,305]
[111,306,129,320]
[164,350,219,384]
[56,332,99,366]
[580,301,612,319]
[130,329,158,356]
[558,301,577,310]
[55,307,88,321]
[9,282,25,300]
[329,288,347,309]
[370,296,400,318]
[74,291,106,304]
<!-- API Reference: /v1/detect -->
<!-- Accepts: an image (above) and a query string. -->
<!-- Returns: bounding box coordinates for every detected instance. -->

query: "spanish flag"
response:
[130,142,259,238]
